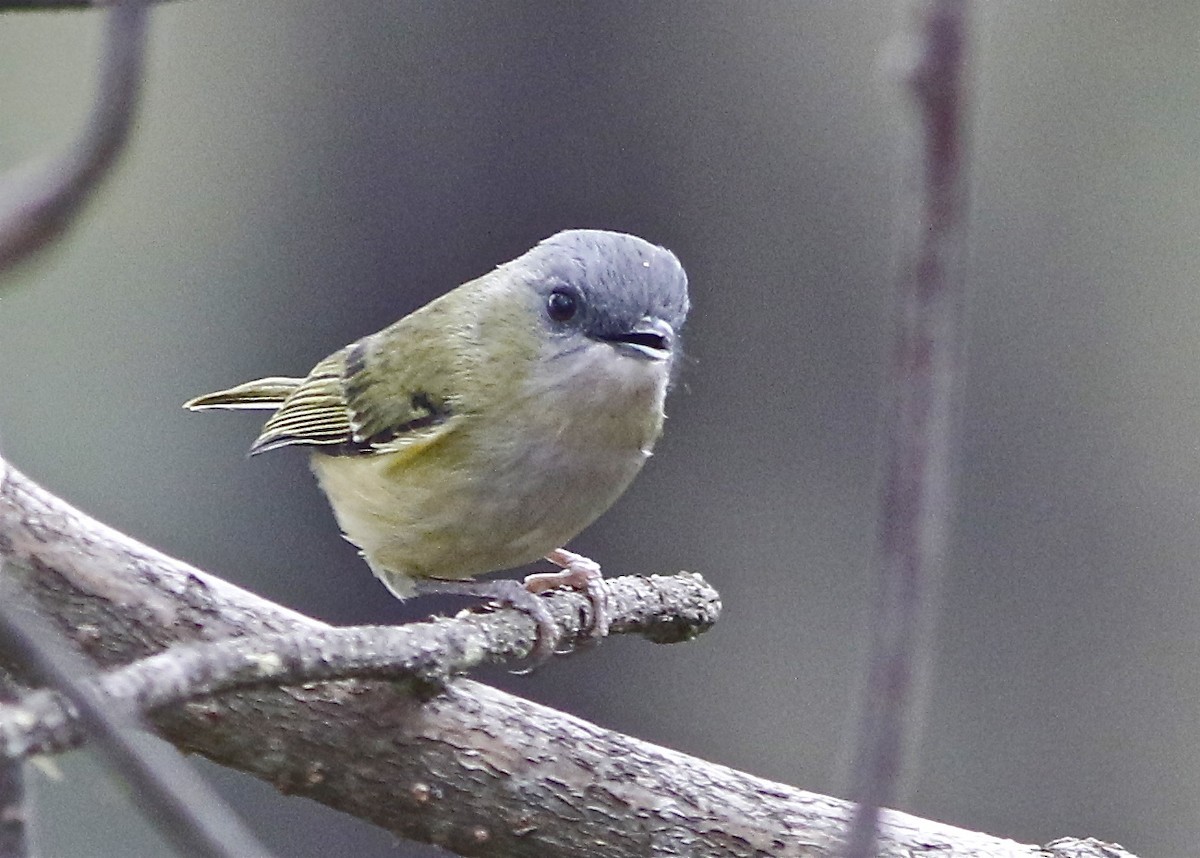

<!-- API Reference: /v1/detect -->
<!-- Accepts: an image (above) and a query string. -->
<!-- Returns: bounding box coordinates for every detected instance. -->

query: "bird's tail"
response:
[183,377,304,412]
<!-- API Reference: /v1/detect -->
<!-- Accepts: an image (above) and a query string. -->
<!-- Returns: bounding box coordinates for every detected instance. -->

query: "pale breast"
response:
[310,338,671,597]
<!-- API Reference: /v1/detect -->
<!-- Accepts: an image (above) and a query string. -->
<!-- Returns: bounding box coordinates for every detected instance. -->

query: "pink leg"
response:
[524,548,609,640]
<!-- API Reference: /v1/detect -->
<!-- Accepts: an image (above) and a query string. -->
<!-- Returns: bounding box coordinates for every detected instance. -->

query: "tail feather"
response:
[184,377,304,412]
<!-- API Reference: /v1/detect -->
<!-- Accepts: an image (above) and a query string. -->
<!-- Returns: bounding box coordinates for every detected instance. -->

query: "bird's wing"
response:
[250,321,463,456]
[249,353,355,454]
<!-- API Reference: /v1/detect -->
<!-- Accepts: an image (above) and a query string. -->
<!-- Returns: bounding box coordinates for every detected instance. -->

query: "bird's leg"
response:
[525,548,609,642]
[413,578,563,665]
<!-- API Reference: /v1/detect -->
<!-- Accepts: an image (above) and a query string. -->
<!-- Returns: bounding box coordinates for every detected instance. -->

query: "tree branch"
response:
[0,568,270,858]
[0,573,719,760]
[0,458,1135,858]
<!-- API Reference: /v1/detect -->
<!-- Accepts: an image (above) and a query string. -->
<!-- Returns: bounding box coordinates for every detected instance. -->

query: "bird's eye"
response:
[546,288,580,322]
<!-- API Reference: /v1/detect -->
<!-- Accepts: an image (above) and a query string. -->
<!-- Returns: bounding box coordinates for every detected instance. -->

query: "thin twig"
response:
[0,569,271,858]
[0,1,148,272]
[0,573,720,760]
[845,2,972,857]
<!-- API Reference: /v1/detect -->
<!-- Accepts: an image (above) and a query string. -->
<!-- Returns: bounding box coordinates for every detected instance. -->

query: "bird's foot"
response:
[525,548,609,643]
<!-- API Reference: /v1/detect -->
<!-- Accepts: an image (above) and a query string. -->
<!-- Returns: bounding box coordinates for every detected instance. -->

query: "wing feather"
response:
[250,354,354,454]
[249,305,467,456]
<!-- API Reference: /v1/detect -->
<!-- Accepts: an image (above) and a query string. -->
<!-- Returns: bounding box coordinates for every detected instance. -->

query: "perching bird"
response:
[186,229,689,658]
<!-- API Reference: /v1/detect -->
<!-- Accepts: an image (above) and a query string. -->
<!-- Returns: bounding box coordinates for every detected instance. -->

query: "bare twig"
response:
[0,573,720,760]
[0,566,271,858]
[846,2,972,856]
[0,1,147,272]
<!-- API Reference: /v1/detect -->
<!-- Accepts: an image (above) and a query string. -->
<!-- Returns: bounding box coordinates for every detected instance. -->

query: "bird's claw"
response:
[526,549,610,643]
[414,549,609,673]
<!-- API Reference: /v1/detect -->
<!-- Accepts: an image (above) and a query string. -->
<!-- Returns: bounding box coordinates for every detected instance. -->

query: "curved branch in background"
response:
[0,7,269,854]
[0,2,147,272]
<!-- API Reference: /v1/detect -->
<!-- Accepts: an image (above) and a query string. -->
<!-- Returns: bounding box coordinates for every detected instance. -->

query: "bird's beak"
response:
[602,317,674,361]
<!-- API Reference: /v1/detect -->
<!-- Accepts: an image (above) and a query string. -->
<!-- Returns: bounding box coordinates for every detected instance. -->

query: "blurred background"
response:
[2,2,1198,855]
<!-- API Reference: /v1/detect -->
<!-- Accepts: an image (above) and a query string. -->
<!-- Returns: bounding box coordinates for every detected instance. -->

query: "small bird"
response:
[186,229,689,659]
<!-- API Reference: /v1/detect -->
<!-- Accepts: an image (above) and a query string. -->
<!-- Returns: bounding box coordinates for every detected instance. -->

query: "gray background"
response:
[2,2,1199,855]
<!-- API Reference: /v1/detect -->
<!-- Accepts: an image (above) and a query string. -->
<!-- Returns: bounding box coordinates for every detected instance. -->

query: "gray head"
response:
[512,229,689,362]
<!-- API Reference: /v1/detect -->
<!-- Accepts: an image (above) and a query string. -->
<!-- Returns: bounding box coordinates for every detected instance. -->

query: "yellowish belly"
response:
[310,349,668,598]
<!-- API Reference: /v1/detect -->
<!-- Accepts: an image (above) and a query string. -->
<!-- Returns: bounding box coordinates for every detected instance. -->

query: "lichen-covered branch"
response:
[0,458,1133,858]
[0,572,719,760]
[0,567,269,858]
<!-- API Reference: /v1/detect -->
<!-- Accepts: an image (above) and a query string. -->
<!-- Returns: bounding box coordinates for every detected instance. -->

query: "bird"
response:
[185,229,690,659]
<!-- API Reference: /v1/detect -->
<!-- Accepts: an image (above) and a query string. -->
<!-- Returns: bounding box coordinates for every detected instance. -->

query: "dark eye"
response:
[546,288,580,322]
